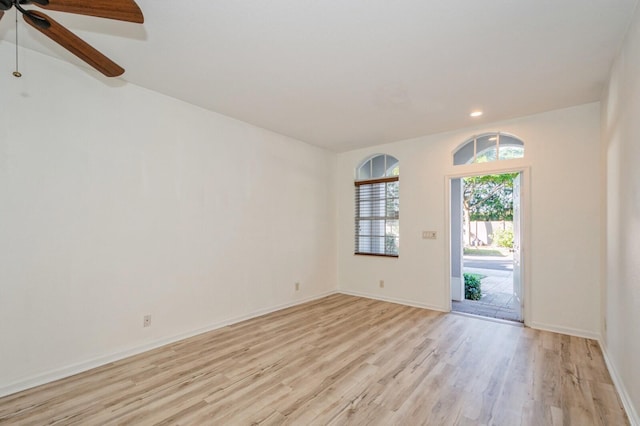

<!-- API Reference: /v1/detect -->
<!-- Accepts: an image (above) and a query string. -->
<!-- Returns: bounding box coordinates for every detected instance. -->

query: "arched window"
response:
[356,153,399,180]
[355,154,399,257]
[453,132,524,165]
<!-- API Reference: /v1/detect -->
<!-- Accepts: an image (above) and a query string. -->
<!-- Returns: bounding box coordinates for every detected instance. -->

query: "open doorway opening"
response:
[450,172,523,322]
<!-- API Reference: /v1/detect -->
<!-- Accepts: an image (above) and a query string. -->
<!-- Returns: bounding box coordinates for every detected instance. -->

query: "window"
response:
[453,132,524,165]
[355,154,399,257]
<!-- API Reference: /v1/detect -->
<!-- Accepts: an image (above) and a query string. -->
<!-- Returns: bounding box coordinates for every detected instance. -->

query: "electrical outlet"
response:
[295,282,300,291]
[379,280,384,288]
[143,315,151,327]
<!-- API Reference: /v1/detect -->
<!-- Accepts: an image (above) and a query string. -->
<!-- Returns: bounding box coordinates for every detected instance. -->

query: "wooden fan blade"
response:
[24,11,125,77]
[0,12,4,22]
[34,0,143,24]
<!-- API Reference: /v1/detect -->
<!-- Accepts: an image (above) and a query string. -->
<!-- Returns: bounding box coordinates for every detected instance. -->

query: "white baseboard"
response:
[6,290,636,426]
[337,289,448,313]
[528,321,601,340]
[599,340,640,426]
[0,290,337,399]
[336,293,637,424]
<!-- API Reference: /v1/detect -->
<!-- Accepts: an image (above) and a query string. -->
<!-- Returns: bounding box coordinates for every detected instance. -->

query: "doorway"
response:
[449,172,523,322]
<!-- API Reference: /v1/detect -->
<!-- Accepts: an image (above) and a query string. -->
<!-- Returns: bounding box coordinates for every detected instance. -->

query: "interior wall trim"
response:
[527,321,600,340]
[0,290,338,399]
[599,339,640,426]
[337,289,448,313]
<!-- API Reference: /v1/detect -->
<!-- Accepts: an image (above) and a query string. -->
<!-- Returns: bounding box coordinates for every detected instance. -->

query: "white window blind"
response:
[355,177,399,256]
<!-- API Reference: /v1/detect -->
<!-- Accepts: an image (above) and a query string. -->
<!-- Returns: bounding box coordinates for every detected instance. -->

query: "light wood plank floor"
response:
[0,294,629,425]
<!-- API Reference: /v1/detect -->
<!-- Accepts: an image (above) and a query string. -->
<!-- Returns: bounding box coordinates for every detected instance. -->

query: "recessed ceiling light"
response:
[470,111,483,117]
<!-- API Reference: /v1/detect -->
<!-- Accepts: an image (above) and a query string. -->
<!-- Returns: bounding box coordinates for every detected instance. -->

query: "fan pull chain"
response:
[13,7,22,78]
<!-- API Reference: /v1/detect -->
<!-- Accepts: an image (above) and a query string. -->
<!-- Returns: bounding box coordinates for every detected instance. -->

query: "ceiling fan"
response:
[0,0,144,77]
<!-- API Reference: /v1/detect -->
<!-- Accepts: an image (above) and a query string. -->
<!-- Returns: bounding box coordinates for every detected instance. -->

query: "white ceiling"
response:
[0,0,637,151]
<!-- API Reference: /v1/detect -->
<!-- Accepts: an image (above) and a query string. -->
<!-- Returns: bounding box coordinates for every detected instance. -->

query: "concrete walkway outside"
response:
[452,254,522,322]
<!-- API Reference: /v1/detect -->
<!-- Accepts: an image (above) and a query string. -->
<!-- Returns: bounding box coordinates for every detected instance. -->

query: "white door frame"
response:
[444,166,531,326]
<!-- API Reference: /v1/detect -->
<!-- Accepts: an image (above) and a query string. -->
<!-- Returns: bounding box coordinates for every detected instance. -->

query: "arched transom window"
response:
[453,132,524,165]
[355,154,399,257]
[356,153,399,180]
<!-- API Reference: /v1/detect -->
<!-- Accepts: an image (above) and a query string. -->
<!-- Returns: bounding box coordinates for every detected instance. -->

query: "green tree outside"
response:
[463,173,517,245]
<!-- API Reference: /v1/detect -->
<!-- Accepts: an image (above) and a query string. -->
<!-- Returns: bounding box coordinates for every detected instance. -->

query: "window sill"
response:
[354,253,399,258]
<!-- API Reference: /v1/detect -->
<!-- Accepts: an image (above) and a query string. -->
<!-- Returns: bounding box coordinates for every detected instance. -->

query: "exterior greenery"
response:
[464,273,482,300]
[463,173,517,222]
[462,173,517,246]
[491,228,514,249]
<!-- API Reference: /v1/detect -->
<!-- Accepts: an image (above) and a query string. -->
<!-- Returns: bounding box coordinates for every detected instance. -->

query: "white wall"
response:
[0,46,337,395]
[601,4,640,422]
[337,103,602,337]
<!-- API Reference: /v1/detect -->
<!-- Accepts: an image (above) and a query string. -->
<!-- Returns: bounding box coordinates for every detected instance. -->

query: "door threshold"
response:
[450,310,524,327]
